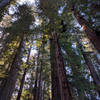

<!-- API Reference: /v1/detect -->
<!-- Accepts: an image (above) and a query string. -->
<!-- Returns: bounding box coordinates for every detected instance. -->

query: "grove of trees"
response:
[0,0,100,100]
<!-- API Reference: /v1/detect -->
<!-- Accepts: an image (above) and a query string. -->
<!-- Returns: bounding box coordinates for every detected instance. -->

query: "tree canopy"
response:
[0,0,100,100]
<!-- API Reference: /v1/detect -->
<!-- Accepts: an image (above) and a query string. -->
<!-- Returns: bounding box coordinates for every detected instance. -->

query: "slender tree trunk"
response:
[71,6,100,53]
[37,60,43,100]
[34,67,39,100]
[16,68,27,100]
[0,35,24,100]
[29,73,34,100]
[41,82,45,100]
[50,38,61,100]
[53,33,72,100]
[83,53,100,86]
[33,49,40,100]
[37,39,45,100]
[16,47,31,100]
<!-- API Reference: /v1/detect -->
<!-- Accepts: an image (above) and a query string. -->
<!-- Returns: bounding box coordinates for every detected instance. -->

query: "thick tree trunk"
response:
[16,47,31,100]
[50,38,61,100]
[0,35,24,100]
[71,7,100,53]
[53,33,72,100]
[76,33,100,86]
[75,33,100,95]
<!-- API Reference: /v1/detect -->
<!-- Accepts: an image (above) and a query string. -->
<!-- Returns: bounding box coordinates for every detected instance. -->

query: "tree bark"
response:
[0,33,15,59]
[53,33,72,100]
[71,6,100,53]
[37,59,43,100]
[34,67,39,100]
[16,47,31,100]
[75,32,100,96]
[16,68,27,100]
[50,38,61,100]
[0,35,24,100]
[37,39,45,100]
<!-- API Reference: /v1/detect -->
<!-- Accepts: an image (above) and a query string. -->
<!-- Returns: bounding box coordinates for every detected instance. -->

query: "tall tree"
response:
[0,4,34,100]
[50,38,61,100]
[70,5,100,53]
[16,47,32,100]
[75,32,100,95]
[53,33,72,100]
[0,35,24,100]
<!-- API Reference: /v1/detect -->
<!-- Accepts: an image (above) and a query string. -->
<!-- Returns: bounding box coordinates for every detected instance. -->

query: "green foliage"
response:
[0,0,99,100]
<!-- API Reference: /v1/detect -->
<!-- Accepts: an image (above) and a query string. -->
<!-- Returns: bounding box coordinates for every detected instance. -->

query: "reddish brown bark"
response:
[50,38,61,100]
[0,35,24,100]
[75,33,100,95]
[71,7,100,53]
[53,33,72,100]
[83,53,100,86]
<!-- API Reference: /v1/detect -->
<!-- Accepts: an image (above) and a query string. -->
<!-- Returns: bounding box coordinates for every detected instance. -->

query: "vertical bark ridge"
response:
[53,33,72,100]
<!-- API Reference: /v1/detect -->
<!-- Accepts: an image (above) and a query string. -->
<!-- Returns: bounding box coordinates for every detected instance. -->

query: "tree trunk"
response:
[0,33,15,59]
[50,38,61,100]
[71,6,100,53]
[0,35,24,100]
[33,49,40,100]
[75,32,100,95]
[37,60,43,100]
[53,33,72,100]
[16,68,27,100]
[37,39,45,100]
[34,67,39,100]
[16,47,31,100]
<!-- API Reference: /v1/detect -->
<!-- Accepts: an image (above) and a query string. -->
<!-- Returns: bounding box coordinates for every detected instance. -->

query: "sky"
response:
[18,0,35,5]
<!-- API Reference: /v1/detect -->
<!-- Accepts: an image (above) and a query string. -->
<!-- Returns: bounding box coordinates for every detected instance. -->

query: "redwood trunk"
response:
[16,68,27,100]
[83,53,100,86]
[0,36,24,100]
[75,33,100,95]
[50,38,61,100]
[76,33,100,86]
[16,46,32,100]
[71,7,100,53]
[53,33,72,100]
